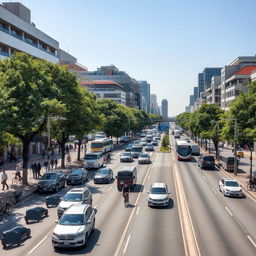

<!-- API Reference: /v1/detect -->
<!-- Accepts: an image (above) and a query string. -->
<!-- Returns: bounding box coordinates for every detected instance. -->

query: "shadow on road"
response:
[132,184,144,193]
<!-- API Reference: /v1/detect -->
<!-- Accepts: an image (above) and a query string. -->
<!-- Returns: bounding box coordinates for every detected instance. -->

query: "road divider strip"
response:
[170,135,201,256]
[247,235,256,248]
[27,235,48,255]
[225,206,233,217]
[123,234,131,254]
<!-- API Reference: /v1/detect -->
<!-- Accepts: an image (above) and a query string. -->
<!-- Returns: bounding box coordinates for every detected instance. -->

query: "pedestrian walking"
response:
[54,158,58,169]
[65,145,69,154]
[31,161,37,179]
[37,161,42,178]
[44,159,48,172]
[42,149,45,159]
[50,158,54,170]
[1,169,9,190]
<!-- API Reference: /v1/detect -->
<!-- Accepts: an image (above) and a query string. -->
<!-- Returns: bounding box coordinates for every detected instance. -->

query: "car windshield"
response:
[91,143,103,148]
[226,181,239,187]
[132,147,142,152]
[150,187,167,194]
[98,169,109,174]
[140,154,149,158]
[85,155,97,160]
[203,156,214,161]
[147,144,153,147]
[227,158,235,164]
[59,214,84,225]
[70,170,82,175]
[122,152,131,156]
[41,173,57,180]
[63,193,83,201]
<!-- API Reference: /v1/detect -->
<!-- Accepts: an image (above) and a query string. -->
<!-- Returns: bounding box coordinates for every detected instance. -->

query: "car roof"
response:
[69,187,88,193]
[151,183,167,188]
[65,204,89,214]
[98,167,110,171]
[223,178,238,182]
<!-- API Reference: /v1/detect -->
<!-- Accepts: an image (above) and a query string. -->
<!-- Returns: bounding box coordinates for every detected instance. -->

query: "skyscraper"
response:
[138,81,150,112]
[150,94,157,114]
[198,73,204,99]
[189,95,194,106]
[202,67,222,91]
[161,99,168,118]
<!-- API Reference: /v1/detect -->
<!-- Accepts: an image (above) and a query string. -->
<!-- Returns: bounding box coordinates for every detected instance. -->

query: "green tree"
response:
[0,53,65,185]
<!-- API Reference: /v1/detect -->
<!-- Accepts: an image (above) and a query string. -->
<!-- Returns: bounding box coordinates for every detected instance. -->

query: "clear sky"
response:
[9,0,256,116]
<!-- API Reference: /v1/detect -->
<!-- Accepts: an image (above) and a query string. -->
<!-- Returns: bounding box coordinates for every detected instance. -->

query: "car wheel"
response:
[45,209,49,217]
[2,242,6,249]
[91,220,95,233]
[25,217,29,224]
[27,229,31,238]
[219,185,221,192]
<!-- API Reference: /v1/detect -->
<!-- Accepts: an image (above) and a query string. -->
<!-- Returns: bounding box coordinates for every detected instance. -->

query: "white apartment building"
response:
[0,2,59,63]
[206,76,221,106]
[81,80,126,105]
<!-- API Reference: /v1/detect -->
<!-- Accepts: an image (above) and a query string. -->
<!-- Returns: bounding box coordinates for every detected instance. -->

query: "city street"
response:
[0,135,256,256]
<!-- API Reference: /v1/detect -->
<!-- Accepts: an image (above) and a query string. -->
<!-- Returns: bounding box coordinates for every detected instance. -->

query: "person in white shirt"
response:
[1,169,9,190]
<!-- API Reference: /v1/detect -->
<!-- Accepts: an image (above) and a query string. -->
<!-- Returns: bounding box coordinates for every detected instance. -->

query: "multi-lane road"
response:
[0,134,256,256]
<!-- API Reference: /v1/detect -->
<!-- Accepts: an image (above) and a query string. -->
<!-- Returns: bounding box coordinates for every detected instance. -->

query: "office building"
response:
[161,99,168,118]
[81,80,126,105]
[202,67,222,91]
[150,94,157,114]
[189,95,194,106]
[80,65,142,109]
[198,73,204,99]
[0,2,59,63]
[221,56,256,110]
[206,76,221,106]
[193,87,198,102]
[138,81,150,112]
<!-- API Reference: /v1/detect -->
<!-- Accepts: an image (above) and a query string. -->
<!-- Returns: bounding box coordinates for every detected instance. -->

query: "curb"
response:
[215,164,256,202]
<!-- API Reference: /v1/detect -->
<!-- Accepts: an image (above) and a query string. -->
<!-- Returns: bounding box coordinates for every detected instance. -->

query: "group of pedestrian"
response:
[50,158,58,170]
[30,161,42,179]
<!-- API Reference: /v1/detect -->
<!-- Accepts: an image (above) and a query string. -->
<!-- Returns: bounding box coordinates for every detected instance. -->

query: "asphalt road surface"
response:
[0,135,256,256]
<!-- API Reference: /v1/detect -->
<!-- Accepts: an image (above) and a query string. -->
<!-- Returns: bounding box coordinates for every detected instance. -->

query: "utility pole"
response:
[234,118,238,175]
[47,117,51,171]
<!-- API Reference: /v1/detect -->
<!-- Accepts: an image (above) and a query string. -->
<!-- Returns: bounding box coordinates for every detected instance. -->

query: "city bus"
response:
[91,138,113,153]
[175,140,192,160]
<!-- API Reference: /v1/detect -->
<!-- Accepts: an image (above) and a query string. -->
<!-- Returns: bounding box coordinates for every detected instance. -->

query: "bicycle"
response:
[0,197,14,217]
[12,173,23,185]
[247,180,256,191]
[66,155,72,164]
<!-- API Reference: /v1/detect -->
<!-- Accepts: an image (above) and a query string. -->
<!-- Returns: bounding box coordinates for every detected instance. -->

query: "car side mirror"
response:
[54,220,58,223]
[94,208,97,214]
[87,221,92,224]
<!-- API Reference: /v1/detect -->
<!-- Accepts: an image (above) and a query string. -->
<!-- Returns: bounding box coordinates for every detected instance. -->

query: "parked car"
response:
[37,171,66,193]
[84,152,105,169]
[138,153,151,164]
[120,152,133,162]
[145,143,154,151]
[221,156,239,172]
[191,144,200,155]
[94,167,113,184]
[198,155,215,170]
[57,187,92,218]
[66,168,88,185]
[120,136,129,143]
[151,140,158,146]
[52,204,96,248]
[125,144,133,152]
[147,183,170,207]
[46,195,61,208]
[219,178,243,197]
[2,226,31,249]
[24,206,48,224]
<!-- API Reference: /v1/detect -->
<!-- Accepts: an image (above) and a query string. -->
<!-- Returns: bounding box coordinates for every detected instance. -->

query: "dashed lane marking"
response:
[211,186,217,194]
[225,206,233,217]
[123,234,131,254]
[107,186,113,192]
[247,235,256,248]
[27,235,48,255]
[202,176,207,180]
[136,207,140,215]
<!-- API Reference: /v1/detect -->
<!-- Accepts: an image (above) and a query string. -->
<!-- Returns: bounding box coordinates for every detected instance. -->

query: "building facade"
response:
[202,67,222,91]
[206,76,221,106]
[0,2,59,63]
[138,81,150,112]
[80,65,142,109]
[150,94,157,114]
[189,95,194,106]
[198,73,204,99]
[161,99,168,118]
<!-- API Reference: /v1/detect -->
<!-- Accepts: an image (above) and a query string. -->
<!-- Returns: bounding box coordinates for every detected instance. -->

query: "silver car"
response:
[148,183,170,207]
[52,204,95,248]
[138,153,151,164]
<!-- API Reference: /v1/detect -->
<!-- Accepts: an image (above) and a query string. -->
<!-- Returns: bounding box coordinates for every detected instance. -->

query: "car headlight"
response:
[225,189,230,192]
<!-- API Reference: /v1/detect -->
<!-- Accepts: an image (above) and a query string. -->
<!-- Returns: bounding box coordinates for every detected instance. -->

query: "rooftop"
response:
[235,65,256,75]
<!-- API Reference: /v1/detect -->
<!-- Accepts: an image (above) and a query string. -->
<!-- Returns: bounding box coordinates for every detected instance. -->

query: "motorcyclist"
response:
[106,152,111,163]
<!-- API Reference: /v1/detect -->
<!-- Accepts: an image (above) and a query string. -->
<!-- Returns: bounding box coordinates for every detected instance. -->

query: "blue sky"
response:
[13,0,256,115]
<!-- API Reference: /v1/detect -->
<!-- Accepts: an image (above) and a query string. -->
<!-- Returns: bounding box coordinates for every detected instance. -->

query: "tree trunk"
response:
[116,137,119,144]
[77,140,81,161]
[205,139,207,150]
[213,139,219,160]
[22,139,30,186]
[60,142,65,168]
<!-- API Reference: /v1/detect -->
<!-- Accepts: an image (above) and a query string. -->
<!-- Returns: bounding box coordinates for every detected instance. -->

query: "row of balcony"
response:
[0,24,57,57]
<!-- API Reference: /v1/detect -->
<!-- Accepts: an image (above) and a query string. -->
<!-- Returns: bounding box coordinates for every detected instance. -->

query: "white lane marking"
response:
[247,235,256,248]
[116,152,121,156]
[136,207,140,215]
[147,174,150,180]
[123,234,131,254]
[27,235,48,255]
[225,206,233,216]
[94,204,98,209]
[107,186,113,192]
[211,186,217,194]
[202,176,206,180]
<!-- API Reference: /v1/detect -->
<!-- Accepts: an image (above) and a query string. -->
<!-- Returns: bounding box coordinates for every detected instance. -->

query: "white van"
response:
[84,152,105,169]
[174,130,181,138]
[191,144,200,155]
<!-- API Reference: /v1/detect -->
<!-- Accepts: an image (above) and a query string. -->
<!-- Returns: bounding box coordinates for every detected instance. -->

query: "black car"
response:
[94,167,113,184]
[37,171,65,193]
[125,144,133,152]
[66,168,88,185]
[24,206,48,224]
[2,226,31,249]
[120,136,129,143]
[198,155,215,170]
[46,195,61,208]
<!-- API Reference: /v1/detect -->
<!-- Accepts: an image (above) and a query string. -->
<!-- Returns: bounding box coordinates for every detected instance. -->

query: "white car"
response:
[52,204,95,248]
[138,153,151,164]
[147,183,170,207]
[219,178,243,197]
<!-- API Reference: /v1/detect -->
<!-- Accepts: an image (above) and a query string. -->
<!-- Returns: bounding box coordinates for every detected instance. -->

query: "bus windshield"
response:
[178,146,191,156]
